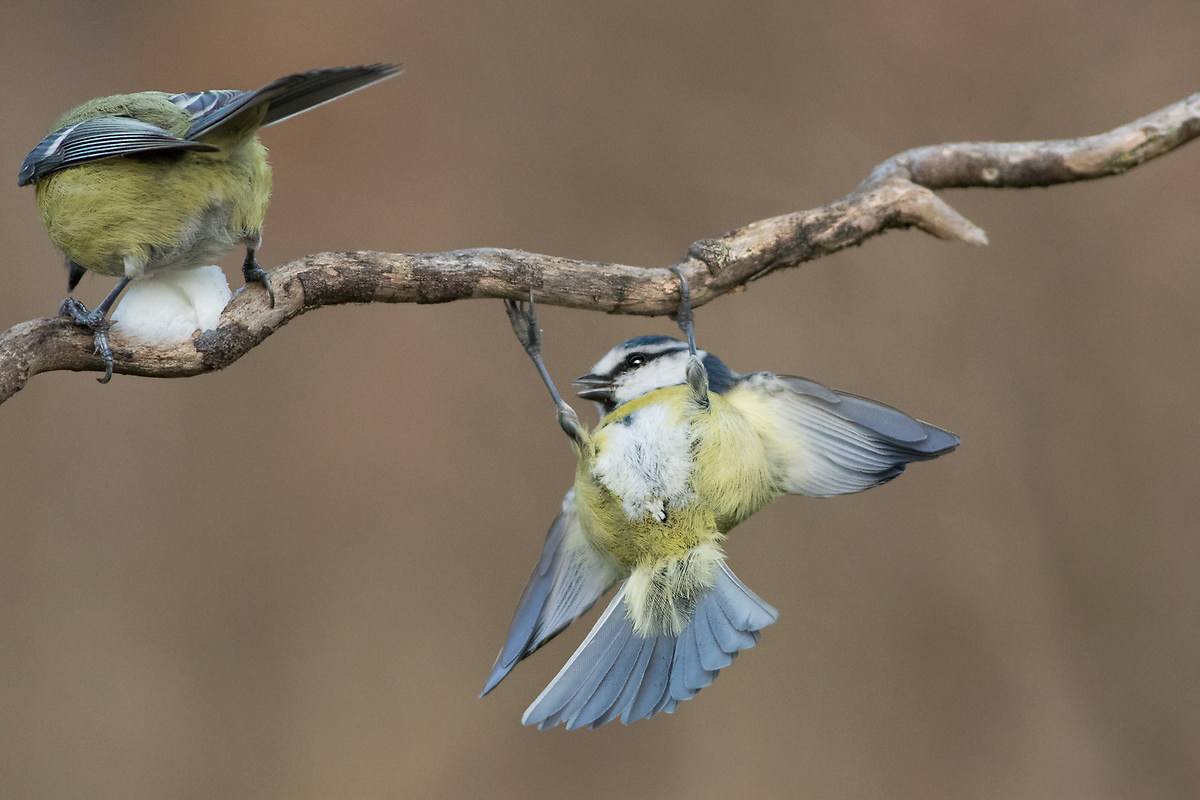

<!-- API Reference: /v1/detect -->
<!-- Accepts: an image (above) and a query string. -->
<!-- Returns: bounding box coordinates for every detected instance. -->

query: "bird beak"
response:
[572,373,613,403]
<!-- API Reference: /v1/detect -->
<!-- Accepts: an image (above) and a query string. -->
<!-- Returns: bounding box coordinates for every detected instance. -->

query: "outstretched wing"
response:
[726,372,960,497]
[18,117,217,186]
[184,64,401,140]
[481,489,623,696]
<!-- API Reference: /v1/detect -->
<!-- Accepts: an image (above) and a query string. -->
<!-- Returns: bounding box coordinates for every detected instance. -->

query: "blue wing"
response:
[725,372,959,497]
[521,562,778,730]
[481,489,623,696]
[18,116,217,186]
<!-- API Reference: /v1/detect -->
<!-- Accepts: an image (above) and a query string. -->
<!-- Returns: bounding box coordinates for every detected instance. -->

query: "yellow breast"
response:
[572,384,778,570]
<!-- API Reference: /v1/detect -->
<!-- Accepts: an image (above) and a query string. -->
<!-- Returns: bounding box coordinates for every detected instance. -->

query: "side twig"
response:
[2,93,1197,405]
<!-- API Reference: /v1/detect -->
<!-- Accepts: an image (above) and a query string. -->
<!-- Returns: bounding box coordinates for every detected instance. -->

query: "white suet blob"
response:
[111,264,230,344]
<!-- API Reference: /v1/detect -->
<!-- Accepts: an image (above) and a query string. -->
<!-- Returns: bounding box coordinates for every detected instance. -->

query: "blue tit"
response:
[18,63,401,381]
[485,275,959,730]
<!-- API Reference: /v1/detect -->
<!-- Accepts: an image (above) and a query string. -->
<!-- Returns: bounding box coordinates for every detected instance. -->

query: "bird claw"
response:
[504,293,542,357]
[59,296,115,383]
[668,266,698,356]
[242,261,275,307]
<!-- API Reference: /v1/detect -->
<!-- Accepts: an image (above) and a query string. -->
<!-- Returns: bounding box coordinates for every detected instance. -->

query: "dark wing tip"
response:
[918,423,961,455]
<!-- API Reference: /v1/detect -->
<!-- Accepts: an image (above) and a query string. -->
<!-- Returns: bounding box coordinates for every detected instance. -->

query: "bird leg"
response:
[504,293,586,444]
[58,275,132,384]
[668,266,698,356]
[668,267,709,407]
[241,247,275,307]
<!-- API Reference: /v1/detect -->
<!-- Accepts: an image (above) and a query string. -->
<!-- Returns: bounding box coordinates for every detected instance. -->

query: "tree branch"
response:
[2,93,1198,405]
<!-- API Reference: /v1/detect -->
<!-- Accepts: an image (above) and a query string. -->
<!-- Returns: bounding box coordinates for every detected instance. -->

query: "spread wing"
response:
[481,489,624,696]
[18,117,217,186]
[725,372,959,497]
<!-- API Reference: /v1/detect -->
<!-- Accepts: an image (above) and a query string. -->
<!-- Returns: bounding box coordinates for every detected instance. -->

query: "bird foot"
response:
[503,295,542,358]
[59,297,116,383]
[242,255,275,307]
[667,266,697,355]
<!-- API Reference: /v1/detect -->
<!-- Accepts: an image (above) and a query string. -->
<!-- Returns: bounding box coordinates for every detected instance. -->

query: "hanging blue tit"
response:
[484,271,959,730]
[18,63,402,381]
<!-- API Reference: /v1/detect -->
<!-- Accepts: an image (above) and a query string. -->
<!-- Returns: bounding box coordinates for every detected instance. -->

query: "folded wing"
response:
[18,117,217,186]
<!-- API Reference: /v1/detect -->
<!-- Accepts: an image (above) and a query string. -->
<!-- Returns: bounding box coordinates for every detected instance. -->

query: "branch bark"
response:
[2,93,1198,405]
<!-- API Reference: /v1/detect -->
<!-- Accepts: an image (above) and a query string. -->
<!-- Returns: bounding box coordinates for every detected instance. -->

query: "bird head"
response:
[573,335,738,415]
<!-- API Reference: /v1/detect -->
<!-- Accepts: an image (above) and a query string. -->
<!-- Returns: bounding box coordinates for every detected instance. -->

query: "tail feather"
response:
[561,619,639,730]
[587,636,658,728]
[569,634,654,730]
[522,563,778,730]
[624,636,675,724]
[677,622,716,693]
[187,64,402,140]
[695,602,738,670]
[706,588,762,653]
[520,588,633,728]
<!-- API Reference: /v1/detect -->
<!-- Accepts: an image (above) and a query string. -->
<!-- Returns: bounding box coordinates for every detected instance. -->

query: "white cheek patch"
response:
[613,359,687,406]
[593,403,696,521]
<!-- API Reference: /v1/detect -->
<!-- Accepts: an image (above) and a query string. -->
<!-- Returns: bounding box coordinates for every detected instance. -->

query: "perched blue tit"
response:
[18,63,401,381]
[486,277,959,730]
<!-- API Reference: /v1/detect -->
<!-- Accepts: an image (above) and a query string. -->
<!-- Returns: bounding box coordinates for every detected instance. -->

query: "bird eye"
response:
[624,353,647,369]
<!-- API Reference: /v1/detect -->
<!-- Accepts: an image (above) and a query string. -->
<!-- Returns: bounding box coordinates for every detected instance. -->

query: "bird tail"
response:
[186,64,402,140]
[521,562,778,730]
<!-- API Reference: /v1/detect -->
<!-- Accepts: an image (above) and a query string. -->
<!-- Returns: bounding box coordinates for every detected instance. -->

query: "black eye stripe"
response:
[595,340,691,379]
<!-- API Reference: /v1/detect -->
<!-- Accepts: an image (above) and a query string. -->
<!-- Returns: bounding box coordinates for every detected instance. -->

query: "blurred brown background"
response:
[1,2,1198,798]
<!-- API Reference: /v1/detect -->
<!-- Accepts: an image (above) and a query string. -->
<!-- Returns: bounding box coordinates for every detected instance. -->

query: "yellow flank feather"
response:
[692,392,779,532]
[723,383,813,497]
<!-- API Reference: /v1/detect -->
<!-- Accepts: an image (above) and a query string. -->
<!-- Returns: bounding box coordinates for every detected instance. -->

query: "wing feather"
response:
[481,489,622,695]
[18,117,217,186]
[726,372,959,498]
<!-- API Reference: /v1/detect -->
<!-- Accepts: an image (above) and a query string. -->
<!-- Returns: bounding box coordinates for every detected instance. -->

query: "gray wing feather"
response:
[522,562,777,730]
[18,117,217,186]
[728,372,959,498]
[481,489,622,696]
[185,64,401,140]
